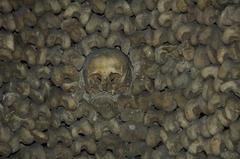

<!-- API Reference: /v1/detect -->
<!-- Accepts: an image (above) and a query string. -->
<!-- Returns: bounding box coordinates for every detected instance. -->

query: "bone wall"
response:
[0,0,240,159]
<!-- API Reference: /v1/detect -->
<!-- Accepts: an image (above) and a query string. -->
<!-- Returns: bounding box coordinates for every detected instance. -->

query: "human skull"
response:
[82,48,133,98]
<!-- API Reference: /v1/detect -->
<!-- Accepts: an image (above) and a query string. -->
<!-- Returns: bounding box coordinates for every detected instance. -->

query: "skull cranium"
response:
[82,48,133,97]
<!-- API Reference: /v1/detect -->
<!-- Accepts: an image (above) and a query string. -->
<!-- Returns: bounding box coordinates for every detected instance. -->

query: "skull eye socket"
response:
[96,76,101,82]
[89,73,102,84]
[109,73,121,83]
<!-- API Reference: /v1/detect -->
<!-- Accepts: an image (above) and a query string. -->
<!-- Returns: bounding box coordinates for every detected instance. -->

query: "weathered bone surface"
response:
[0,0,240,159]
[82,48,132,97]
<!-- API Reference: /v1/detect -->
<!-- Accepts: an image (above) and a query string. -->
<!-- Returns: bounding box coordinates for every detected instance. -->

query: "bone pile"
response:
[0,0,240,159]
